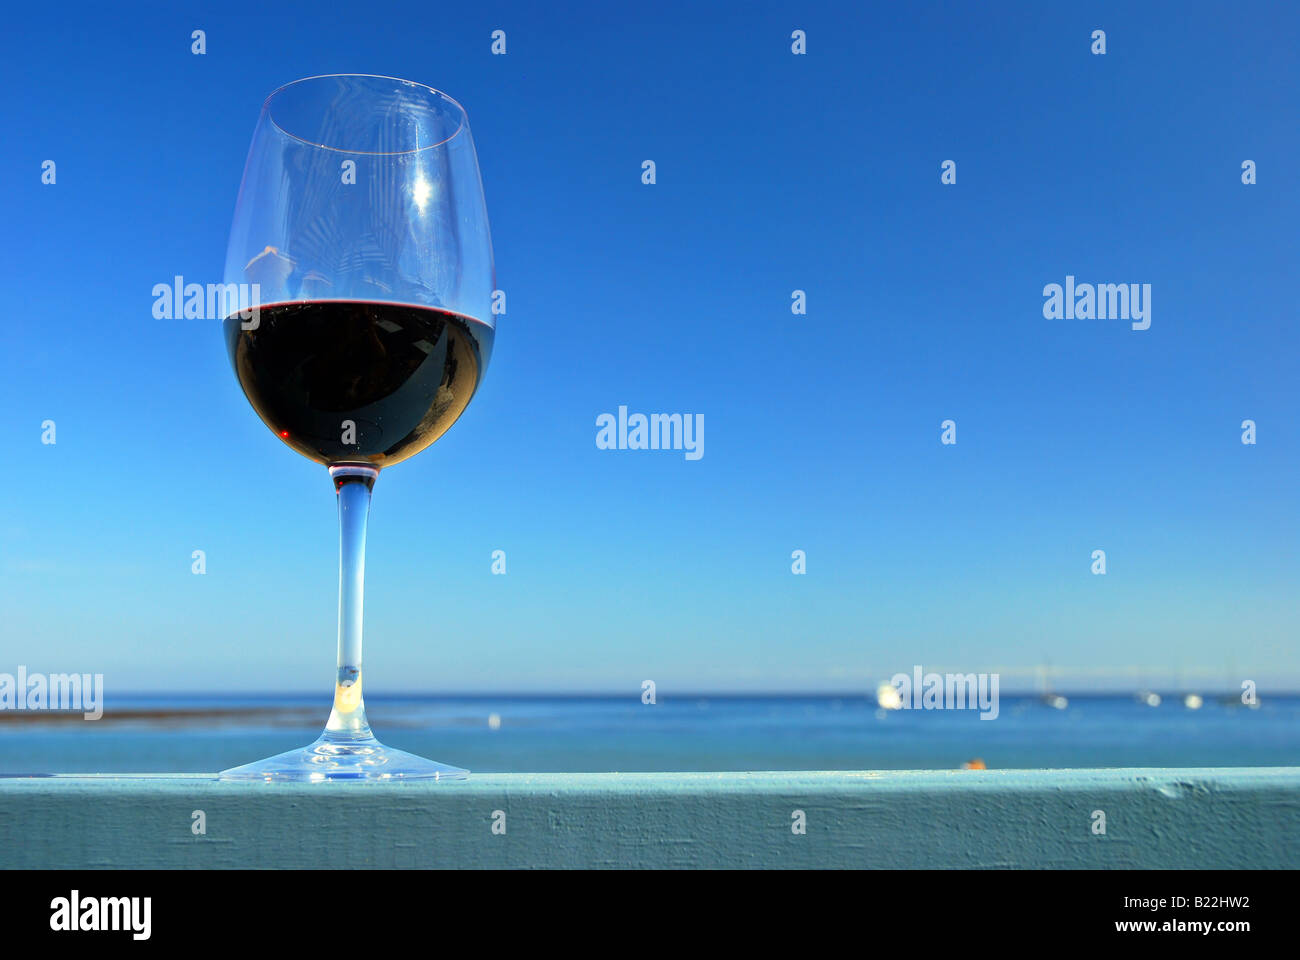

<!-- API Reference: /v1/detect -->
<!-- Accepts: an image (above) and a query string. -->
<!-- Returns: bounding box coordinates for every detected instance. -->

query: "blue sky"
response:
[0,1,1296,693]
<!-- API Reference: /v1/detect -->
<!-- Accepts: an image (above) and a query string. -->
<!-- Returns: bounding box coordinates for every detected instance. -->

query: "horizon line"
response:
[99,688,1298,699]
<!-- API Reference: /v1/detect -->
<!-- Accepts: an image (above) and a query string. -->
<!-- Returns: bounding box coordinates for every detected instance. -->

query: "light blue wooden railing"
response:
[1,769,1297,868]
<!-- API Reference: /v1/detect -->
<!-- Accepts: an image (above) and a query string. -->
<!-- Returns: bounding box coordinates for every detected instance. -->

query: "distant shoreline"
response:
[0,691,1288,729]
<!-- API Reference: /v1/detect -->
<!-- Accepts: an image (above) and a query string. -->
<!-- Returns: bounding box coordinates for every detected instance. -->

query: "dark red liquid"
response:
[224,300,493,466]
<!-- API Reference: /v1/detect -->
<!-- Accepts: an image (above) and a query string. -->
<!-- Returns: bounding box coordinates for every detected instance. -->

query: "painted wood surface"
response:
[1,769,1296,869]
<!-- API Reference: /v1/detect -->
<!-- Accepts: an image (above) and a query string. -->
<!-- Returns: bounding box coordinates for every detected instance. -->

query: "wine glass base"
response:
[218,735,469,782]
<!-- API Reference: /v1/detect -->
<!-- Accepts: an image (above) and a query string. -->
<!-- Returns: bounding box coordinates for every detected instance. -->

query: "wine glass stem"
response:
[325,464,379,742]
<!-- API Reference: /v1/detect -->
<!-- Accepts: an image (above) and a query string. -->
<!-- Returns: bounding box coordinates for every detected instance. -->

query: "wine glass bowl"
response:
[218,76,495,781]
[223,75,494,469]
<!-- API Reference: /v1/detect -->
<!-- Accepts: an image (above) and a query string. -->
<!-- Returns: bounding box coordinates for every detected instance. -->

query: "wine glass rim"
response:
[264,73,469,155]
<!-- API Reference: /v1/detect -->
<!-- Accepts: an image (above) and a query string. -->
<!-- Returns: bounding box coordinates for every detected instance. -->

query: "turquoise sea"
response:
[1,693,1296,774]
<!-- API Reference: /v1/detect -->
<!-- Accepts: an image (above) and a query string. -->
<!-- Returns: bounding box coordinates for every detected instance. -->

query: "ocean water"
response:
[1,693,1296,774]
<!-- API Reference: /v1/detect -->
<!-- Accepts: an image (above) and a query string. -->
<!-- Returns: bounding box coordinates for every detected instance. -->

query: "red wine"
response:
[224,300,493,467]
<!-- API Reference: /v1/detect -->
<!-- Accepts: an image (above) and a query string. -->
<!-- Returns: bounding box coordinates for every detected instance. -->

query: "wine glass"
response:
[217,75,495,781]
